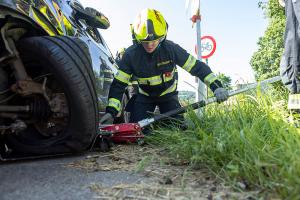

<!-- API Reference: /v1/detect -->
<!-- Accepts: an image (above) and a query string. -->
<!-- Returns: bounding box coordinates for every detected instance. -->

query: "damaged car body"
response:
[0,0,119,159]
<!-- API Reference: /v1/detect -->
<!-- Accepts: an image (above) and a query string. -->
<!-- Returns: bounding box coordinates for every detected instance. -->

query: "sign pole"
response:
[205,58,209,97]
[195,1,207,108]
[195,35,217,108]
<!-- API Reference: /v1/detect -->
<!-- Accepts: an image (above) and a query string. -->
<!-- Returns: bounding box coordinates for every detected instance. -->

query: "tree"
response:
[216,72,232,90]
[250,0,285,80]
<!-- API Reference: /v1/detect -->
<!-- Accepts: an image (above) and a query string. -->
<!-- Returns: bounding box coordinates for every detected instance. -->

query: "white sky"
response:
[80,0,268,91]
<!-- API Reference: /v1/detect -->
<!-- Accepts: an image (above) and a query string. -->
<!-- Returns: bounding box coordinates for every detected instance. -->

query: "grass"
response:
[147,87,300,199]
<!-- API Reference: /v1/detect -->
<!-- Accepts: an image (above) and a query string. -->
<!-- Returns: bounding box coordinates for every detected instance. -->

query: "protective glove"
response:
[99,113,114,124]
[213,87,229,103]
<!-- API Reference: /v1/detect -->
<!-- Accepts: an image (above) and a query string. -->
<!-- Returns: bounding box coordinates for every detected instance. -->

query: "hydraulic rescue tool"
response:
[96,76,281,151]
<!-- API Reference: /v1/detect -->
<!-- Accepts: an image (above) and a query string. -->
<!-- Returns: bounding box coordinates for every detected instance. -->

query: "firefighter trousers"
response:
[128,94,185,131]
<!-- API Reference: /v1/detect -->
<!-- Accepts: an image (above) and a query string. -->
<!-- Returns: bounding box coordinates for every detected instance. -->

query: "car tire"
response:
[6,36,98,155]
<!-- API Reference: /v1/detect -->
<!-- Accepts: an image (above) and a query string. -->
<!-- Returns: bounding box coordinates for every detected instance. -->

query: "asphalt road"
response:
[0,153,144,200]
[0,146,255,200]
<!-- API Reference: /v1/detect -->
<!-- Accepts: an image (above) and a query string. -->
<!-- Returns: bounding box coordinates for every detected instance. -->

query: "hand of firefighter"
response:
[213,87,229,103]
[99,113,114,124]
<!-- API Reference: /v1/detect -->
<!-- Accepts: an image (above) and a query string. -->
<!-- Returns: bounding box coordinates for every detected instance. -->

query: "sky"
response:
[80,0,268,91]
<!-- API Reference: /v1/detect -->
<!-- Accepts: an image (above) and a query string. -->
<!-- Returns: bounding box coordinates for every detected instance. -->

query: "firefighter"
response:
[100,8,229,126]
[279,0,300,110]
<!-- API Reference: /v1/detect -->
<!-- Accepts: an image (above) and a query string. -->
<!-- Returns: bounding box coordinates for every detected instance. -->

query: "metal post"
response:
[205,58,209,97]
[196,0,206,111]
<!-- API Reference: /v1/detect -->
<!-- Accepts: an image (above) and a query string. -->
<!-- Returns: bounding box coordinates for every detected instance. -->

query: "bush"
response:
[148,88,300,199]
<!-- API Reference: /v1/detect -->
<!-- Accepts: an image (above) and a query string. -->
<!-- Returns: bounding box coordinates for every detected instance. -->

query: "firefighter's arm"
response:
[173,43,228,102]
[173,43,222,92]
[106,55,132,117]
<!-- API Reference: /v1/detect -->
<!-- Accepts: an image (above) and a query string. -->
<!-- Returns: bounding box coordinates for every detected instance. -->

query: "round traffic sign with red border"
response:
[195,35,217,59]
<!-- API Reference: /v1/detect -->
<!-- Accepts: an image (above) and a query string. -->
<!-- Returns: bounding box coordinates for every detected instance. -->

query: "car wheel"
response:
[6,36,98,155]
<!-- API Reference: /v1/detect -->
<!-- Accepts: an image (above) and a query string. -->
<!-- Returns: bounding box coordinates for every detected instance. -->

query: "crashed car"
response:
[0,0,122,158]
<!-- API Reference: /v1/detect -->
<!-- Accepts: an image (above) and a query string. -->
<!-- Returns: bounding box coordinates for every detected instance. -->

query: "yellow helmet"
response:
[132,8,168,43]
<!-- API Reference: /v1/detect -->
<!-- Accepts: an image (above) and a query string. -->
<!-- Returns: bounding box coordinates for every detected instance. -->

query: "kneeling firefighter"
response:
[100,8,229,127]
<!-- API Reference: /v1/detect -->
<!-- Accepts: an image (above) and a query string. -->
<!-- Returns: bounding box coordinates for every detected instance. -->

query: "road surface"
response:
[0,145,256,200]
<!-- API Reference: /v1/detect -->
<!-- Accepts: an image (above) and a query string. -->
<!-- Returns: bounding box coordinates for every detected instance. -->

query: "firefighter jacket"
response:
[106,40,223,117]
[280,0,300,93]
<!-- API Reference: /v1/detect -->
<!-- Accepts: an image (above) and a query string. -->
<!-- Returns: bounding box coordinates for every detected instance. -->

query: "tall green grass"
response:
[148,88,300,199]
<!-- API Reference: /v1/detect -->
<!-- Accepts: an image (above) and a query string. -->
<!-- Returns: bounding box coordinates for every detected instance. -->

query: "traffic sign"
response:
[195,35,217,59]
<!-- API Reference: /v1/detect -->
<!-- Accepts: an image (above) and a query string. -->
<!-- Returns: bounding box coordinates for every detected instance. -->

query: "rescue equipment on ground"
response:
[96,76,281,152]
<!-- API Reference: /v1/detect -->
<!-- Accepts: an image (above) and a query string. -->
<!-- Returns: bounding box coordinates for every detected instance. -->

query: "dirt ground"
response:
[67,144,258,200]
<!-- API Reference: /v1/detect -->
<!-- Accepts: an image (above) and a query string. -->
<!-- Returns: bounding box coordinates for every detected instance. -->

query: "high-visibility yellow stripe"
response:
[115,70,131,84]
[204,73,218,85]
[182,55,197,72]
[138,87,150,96]
[160,80,178,96]
[137,75,162,86]
[108,98,121,111]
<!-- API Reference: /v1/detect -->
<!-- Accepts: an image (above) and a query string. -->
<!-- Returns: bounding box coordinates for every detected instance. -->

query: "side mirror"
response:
[71,2,110,29]
[83,7,110,29]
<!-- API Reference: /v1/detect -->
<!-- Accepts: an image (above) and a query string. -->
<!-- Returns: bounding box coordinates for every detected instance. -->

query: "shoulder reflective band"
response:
[138,87,150,96]
[108,98,121,111]
[160,80,178,96]
[115,70,131,84]
[182,55,197,72]
[137,75,162,86]
[204,73,218,85]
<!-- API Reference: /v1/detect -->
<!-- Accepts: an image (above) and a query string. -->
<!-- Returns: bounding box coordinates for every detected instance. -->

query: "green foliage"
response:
[216,72,232,90]
[250,0,286,80]
[148,88,300,199]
